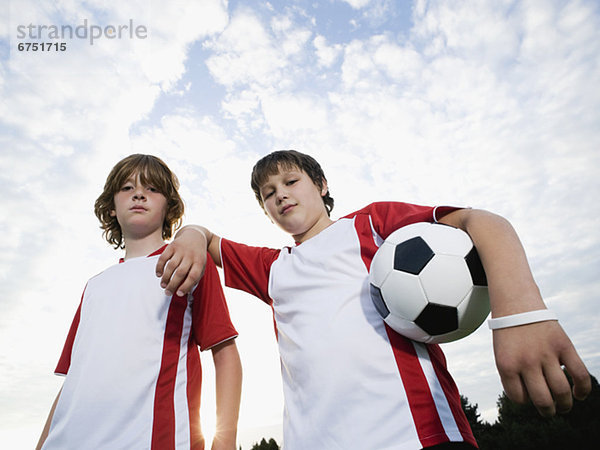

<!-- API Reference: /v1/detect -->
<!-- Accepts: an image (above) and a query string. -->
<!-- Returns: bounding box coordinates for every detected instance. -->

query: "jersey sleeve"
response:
[353,202,462,240]
[220,238,280,305]
[54,290,85,375]
[191,256,238,351]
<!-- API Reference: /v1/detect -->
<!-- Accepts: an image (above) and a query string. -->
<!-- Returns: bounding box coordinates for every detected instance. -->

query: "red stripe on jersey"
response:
[152,294,188,450]
[187,336,204,450]
[428,345,478,448]
[354,212,462,447]
[355,214,378,270]
[55,290,85,374]
[385,326,448,447]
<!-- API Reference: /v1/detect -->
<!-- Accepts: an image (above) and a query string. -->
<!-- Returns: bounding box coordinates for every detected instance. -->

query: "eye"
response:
[286,179,298,186]
[147,186,158,193]
[120,185,133,191]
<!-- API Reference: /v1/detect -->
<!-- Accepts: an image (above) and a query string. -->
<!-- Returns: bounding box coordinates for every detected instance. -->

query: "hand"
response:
[492,320,591,417]
[155,227,208,296]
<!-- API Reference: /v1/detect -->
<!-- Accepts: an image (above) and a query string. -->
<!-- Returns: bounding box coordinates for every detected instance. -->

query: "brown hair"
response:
[94,154,184,249]
[250,150,334,216]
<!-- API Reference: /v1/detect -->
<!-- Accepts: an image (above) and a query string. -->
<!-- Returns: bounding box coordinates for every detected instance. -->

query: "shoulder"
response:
[85,261,119,285]
[341,201,427,220]
[340,201,449,241]
[221,237,281,262]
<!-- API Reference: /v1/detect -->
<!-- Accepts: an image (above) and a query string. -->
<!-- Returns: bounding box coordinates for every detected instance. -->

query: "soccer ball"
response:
[369,222,490,344]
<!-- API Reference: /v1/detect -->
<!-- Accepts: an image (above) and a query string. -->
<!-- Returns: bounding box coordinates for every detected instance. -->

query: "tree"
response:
[462,372,600,450]
[460,395,498,448]
[250,437,280,450]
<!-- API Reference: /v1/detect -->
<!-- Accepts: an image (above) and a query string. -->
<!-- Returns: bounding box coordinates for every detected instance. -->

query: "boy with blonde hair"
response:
[157,150,590,449]
[38,154,242,450]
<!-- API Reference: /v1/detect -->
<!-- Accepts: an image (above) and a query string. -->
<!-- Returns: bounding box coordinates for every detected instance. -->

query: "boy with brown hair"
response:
[157,150,590,449]
[37,154,242,450]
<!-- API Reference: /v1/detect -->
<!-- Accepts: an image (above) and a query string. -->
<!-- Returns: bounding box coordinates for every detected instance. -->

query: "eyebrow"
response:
[278,169,301,179]
[259,183,274,195]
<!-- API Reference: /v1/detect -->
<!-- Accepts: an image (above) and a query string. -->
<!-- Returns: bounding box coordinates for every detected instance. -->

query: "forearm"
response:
[36,388,61,450]
[211,340,242,450]
[440,208,591,416]
[441,209,544,316]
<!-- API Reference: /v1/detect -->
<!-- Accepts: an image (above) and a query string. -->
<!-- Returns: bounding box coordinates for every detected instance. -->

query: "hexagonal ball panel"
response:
[419,223,473,257]
[457,286,490,331]
[380,270,428,320]
[415,303,458,335]
[369,241,397,287]
[419,254,473,306]
[393,237,434,275]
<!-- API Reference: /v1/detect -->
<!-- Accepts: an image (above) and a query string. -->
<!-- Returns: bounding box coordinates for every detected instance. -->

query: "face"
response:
[110,173,167,241]
[259,166,333,243]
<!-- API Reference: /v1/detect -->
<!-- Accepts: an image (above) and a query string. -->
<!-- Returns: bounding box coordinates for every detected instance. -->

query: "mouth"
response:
[280,204,296,215]
[130,206,147,212]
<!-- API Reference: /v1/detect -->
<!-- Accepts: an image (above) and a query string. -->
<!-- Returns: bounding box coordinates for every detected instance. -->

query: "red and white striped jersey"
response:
[221,202,476,450]
[43,245,238,450]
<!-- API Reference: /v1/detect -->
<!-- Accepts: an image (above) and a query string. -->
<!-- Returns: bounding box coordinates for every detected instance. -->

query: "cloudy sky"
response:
[1,0,599,448]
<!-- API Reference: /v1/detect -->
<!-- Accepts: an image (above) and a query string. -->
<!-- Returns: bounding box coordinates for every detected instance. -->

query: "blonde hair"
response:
[94,154,184,249]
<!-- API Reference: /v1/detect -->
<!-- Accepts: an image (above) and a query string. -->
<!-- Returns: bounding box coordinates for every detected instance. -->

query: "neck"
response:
[122,232,165,260]
[293,216,334,244]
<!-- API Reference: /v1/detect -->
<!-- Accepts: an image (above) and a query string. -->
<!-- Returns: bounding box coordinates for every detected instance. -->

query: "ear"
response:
[320,179,328,197]
[110,209,116,217]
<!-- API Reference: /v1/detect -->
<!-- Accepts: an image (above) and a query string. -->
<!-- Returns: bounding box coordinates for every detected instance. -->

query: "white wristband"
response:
[488,309,558,330]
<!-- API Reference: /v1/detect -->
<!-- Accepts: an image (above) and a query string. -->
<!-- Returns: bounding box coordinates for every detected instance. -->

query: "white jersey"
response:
[43,246,237,450]
[221,202,476,450]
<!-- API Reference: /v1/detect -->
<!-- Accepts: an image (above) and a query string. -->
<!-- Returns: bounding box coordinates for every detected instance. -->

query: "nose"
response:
[132,186,146,200]
[275,188,288,204]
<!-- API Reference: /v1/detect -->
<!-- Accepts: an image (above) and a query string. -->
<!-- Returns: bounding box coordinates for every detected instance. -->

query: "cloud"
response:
[2,1,599,447]
[342,0,374,9]
[0,1,232,445]
[313,35,342,68]
[204,9,288,89]
[195,0,600,373]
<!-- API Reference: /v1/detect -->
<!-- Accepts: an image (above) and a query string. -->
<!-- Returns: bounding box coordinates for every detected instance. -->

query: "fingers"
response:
[542,364,574,416]
[522,357,588,417]
[160,252,184,294]
[502,365,563,417]
[172,263,206,297]
[494,322,591,418]
[561,348,592,401]
[499,367,528,404]
[572,370,592,401]
[155,242,192,296]
[155,244,174,277]
[155,227,210,296]
[163,260,190,297]
[545,364,573,415]
[158,249,207,296]
[523,371,557,417]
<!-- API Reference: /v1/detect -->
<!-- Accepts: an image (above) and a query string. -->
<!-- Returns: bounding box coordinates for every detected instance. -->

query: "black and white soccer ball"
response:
[369,222,490,344]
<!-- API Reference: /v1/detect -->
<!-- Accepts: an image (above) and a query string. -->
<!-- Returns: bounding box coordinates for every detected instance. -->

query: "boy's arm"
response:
[439,209,591,417]
[210,339,242,450]
[156,225,222,296]
[36,387,62,450]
